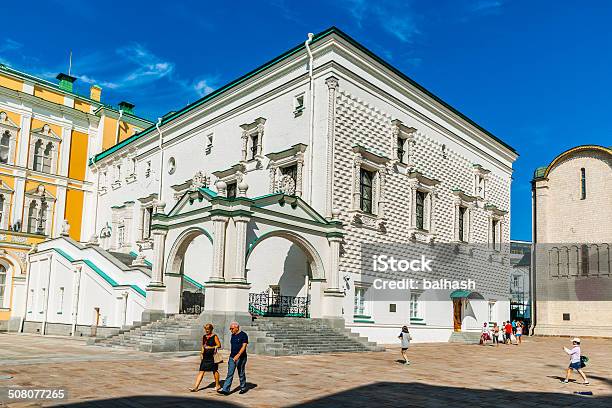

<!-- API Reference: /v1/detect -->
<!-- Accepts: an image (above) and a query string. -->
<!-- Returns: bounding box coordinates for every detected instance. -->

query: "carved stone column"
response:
[149,229,167,286]
[353,155,362,210]
[210,215,228,282]
[231,215,250,283]
[241,131,248,162]
[325,76,339,218]
[295,152,304,197]
[327,236,342,291]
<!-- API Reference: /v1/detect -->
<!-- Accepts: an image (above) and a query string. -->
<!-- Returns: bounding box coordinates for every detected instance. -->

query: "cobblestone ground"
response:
[0,333,610,407]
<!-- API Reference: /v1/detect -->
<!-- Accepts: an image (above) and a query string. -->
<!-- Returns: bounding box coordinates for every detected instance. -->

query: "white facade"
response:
[20,28,517,343]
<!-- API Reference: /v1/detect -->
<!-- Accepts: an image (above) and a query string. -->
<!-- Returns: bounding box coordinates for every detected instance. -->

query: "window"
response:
[0,265,6,305]
[145,161,151,178]
[397,136,406,163]
[476,175,485,198]
[488,302,495,322]
[563,313,570,321]
[226,182,237,199]
[42,142,53,173]
[142,207,154,239]
[354,287,366,316]
[416,191,426,230]
[281,164,297,182]
[359,169,373,213]
[115,164,122,181]
[512,276,519,287]
[410,292,421,319]
[0,131,10,163]
[580,168,586,200]
[0,194,4,227]
[205,133,213,155]
[389,304,397,313]
[167,157,176,175]
[492,220,498,248]
[250,134,259,160]
[581,244,589,276]
[293,94,305,116]
[28,202,39,234]
[117,225,125,247]
[458,206,466,242]
[57,287,65,314]
[33,140,44,171]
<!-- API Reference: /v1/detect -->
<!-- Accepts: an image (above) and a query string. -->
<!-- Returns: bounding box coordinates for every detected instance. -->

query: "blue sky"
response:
[1,0,611,240]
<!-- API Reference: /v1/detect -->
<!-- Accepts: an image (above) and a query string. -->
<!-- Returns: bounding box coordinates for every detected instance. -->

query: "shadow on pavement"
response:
[56,381,612,408]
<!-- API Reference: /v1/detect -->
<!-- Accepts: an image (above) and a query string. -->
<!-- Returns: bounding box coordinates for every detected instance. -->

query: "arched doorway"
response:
[165,228,213,314]
[245,230,325,318]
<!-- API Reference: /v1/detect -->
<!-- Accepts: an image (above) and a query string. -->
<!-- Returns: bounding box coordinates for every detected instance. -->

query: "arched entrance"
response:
[245,230,325,318]
[165,227,213,314]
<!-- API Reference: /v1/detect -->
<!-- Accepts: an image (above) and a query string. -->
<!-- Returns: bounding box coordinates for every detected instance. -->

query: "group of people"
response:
[190,322,249,395]
[480,319,525,346]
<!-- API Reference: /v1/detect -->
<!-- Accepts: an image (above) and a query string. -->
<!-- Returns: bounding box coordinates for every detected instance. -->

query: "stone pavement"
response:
[0,333,610,407]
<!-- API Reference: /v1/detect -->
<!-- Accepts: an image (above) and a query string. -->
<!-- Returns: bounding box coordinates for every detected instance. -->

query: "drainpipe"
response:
[114,110,124,145]
[71,265,82,336]
[155,118,164,207]
[90,161,100,242]
[305,32,315,204]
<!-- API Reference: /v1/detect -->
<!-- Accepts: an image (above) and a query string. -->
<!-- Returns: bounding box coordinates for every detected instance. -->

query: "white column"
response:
[327,236,342,291]
[17,115,31,167]
[149,229,167,286]
[210,215,228,282]
[53,185,67,237]
[71,265,82,336]
[325,76,339,218]
[230,216,249,283]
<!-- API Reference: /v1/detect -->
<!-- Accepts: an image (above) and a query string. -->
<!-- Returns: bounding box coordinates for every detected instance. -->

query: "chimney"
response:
[56,73,77,92]
[90,85,102,102]
[118,101,135,115]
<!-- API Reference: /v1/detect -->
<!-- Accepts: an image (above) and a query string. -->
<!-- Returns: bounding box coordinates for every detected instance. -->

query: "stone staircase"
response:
[449,331,481,344]
[90,315,384,355]
[89,314,201,352]
[243,317,384,356]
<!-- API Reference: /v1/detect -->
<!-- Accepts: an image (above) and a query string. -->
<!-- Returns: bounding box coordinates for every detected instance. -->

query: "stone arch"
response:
[246,229,326,281]
[165,227,213,276]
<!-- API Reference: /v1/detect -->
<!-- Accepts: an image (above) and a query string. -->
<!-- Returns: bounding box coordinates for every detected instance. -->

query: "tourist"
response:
[562,338,589,385]
[480,322,491,346]
[492,323,500,347]
[218,322,249,395]
[515,321,523,344]
[190,323,222,392]
[504,321,513,344]
[511,319,517,334]
[398,325,412,364]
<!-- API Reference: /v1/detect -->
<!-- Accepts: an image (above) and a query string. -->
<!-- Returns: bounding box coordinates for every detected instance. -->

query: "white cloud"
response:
[341,0,421,43]
[193,79,215,97]
[470,0,504,14]
[116,43,175,85]
[0,38,22,54]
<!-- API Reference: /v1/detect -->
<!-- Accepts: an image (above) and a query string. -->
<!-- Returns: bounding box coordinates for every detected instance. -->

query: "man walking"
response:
[218,322,249,395]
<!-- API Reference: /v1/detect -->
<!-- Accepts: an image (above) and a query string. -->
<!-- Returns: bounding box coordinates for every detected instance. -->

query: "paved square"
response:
[0,333,610,407]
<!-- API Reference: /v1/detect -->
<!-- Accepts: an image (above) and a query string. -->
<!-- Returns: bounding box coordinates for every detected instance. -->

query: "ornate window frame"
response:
[110,201,134,251]
[125,149,137,184]
[349,145,390,232]
[266,143,307,197]
[473,164,490,200]
[213,163,246,191]
[0,180,14,230]
[407,170,441,243]
[23,184,56,236]
[111,159,122,190]
[452,189,477,244]
[136,193,158,249]
[240,117,266,164]
[485,204,507,252]
[29,124,60,174]
[0,112,19,166]
[391,119,416,169]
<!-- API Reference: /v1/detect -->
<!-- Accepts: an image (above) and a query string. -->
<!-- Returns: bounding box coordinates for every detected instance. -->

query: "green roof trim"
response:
[52,248,145,297]
[450,290,472,298]
[183,275,205,290]
[91,26,516,164]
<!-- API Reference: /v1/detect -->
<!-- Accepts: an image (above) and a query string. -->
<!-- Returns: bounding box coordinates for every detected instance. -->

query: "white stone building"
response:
[19,28,518,343]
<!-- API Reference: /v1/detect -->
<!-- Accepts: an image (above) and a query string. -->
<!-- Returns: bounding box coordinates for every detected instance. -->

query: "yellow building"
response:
[0,64,151,329]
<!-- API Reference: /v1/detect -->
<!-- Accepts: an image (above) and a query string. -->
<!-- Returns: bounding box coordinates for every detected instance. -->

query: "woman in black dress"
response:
[190,323,221,392]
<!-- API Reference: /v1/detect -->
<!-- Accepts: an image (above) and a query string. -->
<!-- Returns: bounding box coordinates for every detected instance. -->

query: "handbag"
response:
[213,335,223,364]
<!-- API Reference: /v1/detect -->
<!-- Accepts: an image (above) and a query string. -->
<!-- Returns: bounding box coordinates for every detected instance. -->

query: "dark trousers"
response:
[222,355,247,392]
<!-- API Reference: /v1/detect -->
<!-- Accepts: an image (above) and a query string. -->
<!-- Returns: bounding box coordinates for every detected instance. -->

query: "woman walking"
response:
[562,338,589,385]
[492,323,500,347]
[515,321,523,344]
[190,323,222,392]
[398,326,412,365]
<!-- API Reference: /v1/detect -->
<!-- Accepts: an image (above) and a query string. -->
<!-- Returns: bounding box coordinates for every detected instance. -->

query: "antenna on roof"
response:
[68,51,73,76]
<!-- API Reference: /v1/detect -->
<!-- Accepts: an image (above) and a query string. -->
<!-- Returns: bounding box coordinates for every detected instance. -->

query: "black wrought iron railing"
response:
[249,292,309,318]
[180,289,205,314]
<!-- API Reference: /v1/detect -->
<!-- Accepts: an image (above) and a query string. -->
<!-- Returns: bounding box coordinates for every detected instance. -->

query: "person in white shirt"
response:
[562,337,589,385]
[398,326,412,365]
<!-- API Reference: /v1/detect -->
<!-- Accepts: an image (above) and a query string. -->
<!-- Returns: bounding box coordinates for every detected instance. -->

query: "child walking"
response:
[398,326,412,365]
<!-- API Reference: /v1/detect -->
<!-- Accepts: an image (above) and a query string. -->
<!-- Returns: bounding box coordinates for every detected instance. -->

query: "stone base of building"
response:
[533,324,612,338]
[21,321,121,338]
[196,310,252,347]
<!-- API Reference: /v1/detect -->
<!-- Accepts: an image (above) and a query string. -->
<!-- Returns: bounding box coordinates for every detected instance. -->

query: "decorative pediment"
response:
[266,143,307,163]
[407,170,441,188]
[485,204,508,217]
[252,194,329,225]
[212,163,246,181]
[473,164,491,176]
[24,184,56,201]
[239,117,266,132]
[352,145,391,166]
[137,193,158,206]
[168,187,217,217]
[31,124,61,141]
[452,188,478,203]
[0,112,19,130]
[0,180,14,195]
